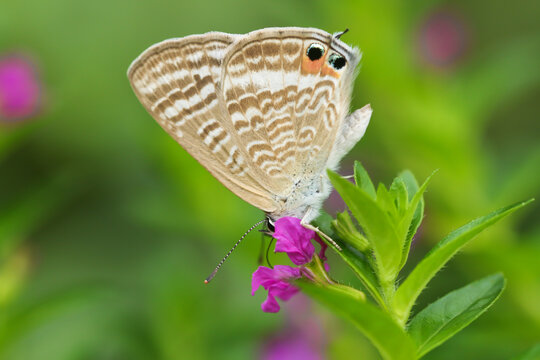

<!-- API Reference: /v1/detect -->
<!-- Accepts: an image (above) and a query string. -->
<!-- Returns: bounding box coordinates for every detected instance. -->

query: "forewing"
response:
[128,33,277,212]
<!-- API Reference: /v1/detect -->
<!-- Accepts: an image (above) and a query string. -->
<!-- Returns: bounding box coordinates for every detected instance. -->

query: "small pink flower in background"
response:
[252,265,301,313]
[260,295,326,360]
[261,333,322,360]
[417,9,468,68]
[0,54,42,122]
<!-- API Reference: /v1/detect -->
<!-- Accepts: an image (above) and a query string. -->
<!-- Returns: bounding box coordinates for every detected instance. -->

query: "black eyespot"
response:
[306,43,325,61]
[328,53,347,70]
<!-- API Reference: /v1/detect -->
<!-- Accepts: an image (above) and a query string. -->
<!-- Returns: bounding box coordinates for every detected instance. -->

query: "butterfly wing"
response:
[128,28,369,219]
[220,28,363,213]
[128,32,279,212]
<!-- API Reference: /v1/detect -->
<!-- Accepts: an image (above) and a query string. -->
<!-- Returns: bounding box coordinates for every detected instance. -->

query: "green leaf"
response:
[377,183,398,219]
[299,282,417,360]
[390,176,408,215]
[334,242,383,306]
[328,170,402,282]
[397,171,435,270]
[354,161,376,199]
[408,273,506,357]
[393,199,533,324]
[312,211,335,237]
[332,211,370,252]
[399,170,419,202]
[313,213,382,306]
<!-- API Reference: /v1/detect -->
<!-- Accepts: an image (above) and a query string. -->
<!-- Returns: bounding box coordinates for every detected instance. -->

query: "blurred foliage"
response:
[0,0,538,359]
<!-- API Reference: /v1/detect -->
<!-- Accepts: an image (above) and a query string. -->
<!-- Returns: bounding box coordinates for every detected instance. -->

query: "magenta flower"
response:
[274,217,316,265]
[0,54,41,122]
[252,217,330,313]
[273,217,327,265]
[252,265,301,313]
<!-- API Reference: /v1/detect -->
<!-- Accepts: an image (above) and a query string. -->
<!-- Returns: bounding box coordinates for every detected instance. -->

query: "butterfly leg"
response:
[300,208,342,251]
[327,104,372,169]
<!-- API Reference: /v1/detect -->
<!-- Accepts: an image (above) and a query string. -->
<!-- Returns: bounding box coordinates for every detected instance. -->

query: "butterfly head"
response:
[266,217,275,232]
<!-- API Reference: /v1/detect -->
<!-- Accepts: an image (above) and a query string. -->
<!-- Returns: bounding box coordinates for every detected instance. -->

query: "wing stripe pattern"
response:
[223,33,342,183]
[260,39,297,168]
[128,28,363,219]
[128,34,278,212]
[224,44,285,180]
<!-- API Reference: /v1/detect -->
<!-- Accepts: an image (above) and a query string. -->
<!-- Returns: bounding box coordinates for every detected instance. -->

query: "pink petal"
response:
[274,217,316,265]
[252,266,275,295]
[273,265,302,279]
[251,265,301,313]
[262,294,281,313]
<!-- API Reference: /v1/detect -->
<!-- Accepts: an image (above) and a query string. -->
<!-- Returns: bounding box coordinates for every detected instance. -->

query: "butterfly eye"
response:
[328,53,347,70]
[306,43,325,61]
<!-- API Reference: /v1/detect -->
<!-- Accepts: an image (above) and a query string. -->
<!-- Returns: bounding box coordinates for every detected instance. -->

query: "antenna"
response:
[334,28,349,40]
[204,219,267,283]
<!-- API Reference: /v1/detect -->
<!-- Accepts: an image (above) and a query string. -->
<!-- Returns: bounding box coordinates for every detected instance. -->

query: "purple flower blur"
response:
[417,9,468,68]
[0,54,41,122]
[260,295,326,360]
[261,334,323,360]
[252,265,301,313]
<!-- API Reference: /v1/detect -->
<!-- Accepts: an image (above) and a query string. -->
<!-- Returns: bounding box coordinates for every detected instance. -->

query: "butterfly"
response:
[128,27,371,222]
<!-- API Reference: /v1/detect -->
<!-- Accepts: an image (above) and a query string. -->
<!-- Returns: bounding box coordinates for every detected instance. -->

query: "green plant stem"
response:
[306,256,367,302]
[370,286,390,313]
[381,278,396,302]
[379,276,402,325]
[308,255,335,284]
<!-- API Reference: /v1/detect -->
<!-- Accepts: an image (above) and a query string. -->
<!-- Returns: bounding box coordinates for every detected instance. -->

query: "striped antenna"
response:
[205,219,268,283]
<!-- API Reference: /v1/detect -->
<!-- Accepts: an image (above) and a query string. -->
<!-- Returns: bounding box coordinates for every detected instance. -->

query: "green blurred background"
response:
[1,0,539,359]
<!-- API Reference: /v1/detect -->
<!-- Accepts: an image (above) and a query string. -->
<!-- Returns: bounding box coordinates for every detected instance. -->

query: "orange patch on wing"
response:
[301,56,323,74]
[321,63,340,78]
[301,52,341,78]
